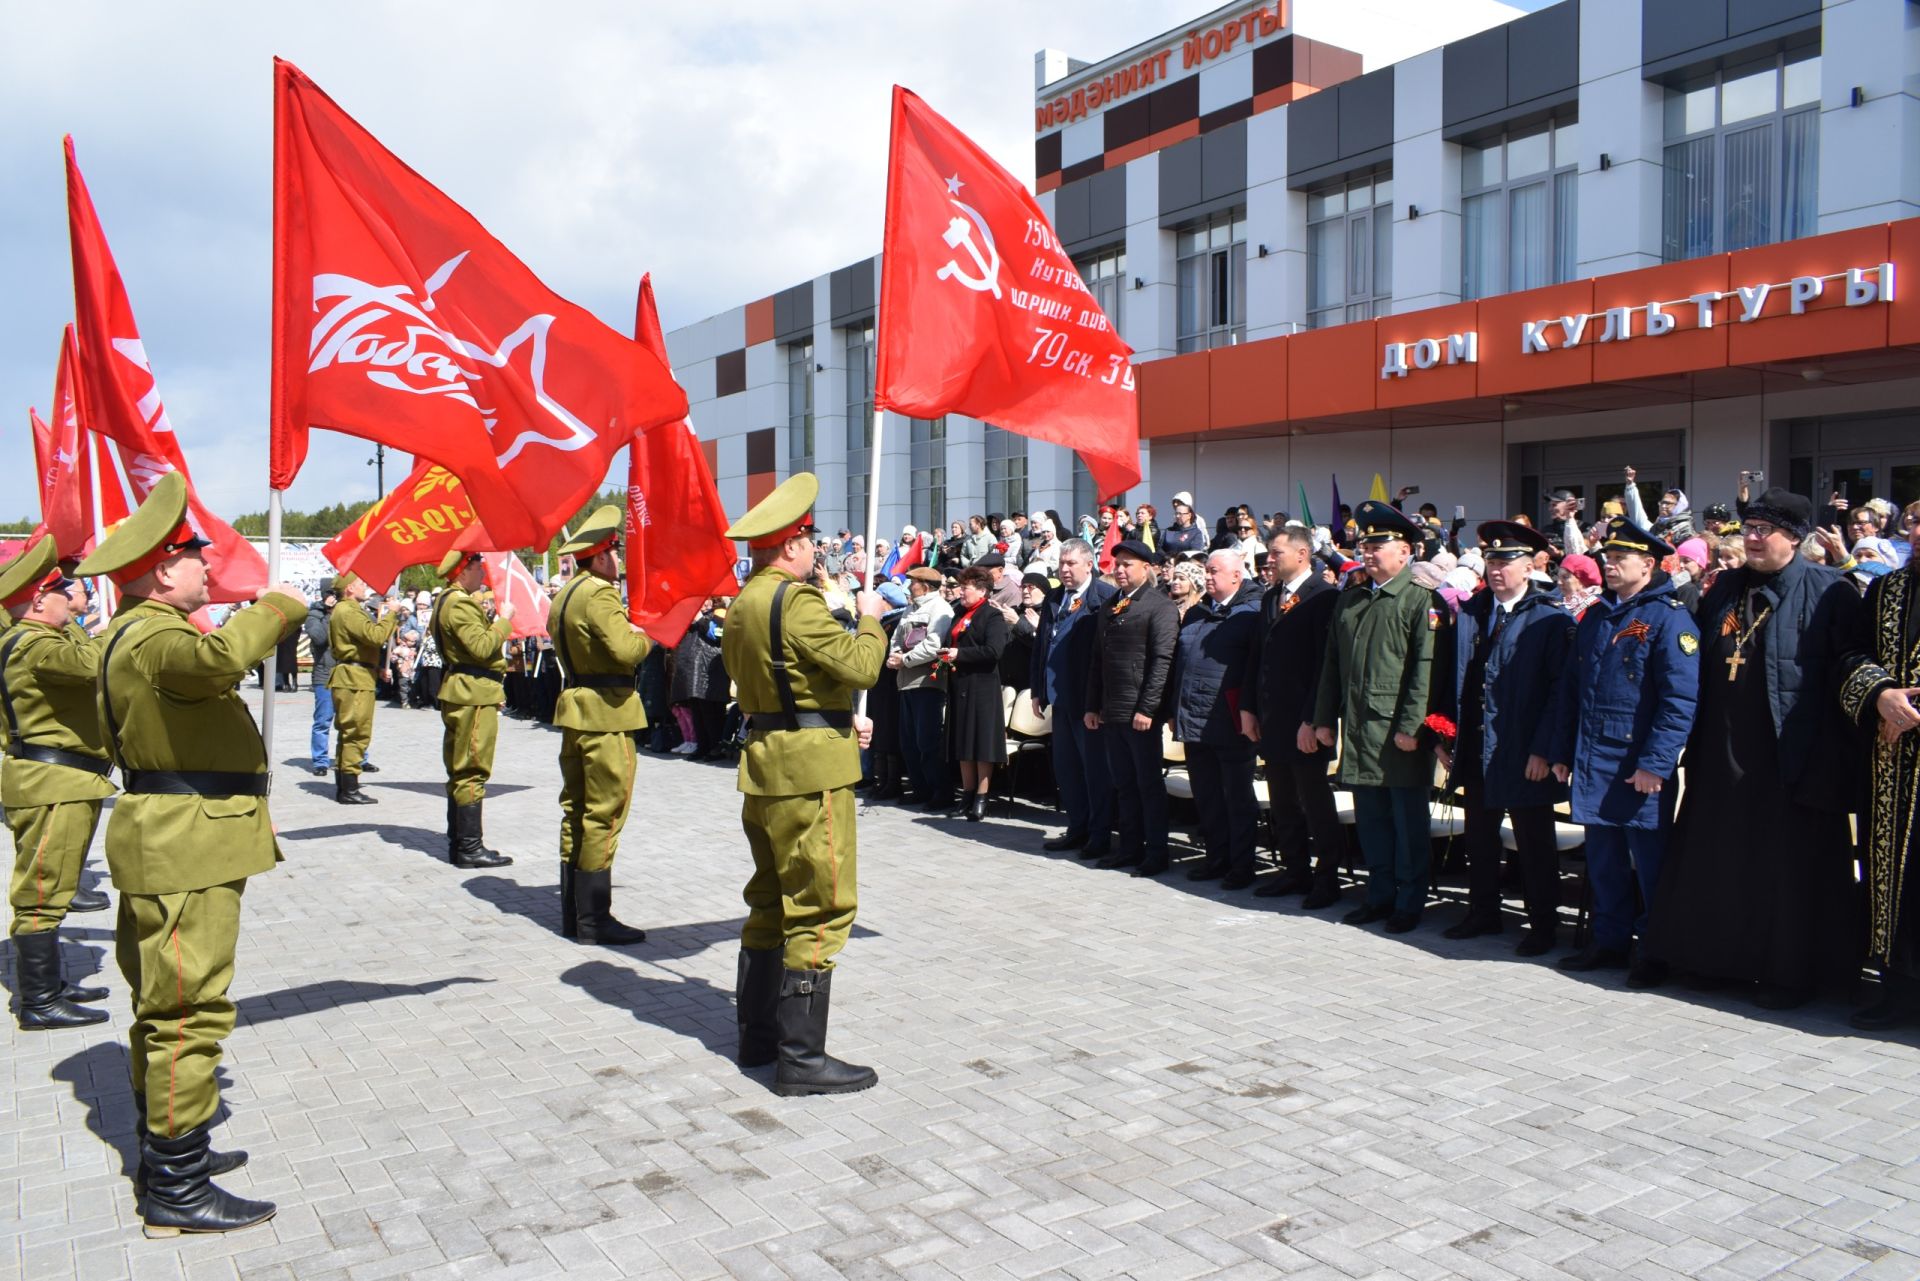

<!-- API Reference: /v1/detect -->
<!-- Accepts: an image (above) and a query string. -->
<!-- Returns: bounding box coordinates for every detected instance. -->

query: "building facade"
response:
[668,0,1920,543]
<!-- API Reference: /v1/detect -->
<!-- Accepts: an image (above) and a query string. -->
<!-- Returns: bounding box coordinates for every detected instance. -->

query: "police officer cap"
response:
[1599,515,1675,560]
[726,472,818,548]
[1111,538,1155,563]
[73,472,211,583]
[436,549,483,578]
[1353,500,1421,545]
[559,505,624,558]
[1476,520,1551,560]
[0,535,66,609]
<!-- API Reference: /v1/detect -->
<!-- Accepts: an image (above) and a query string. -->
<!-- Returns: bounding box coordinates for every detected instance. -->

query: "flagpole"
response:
[86,433,117,620]
[261,487,282,775]
[856,404,885,718]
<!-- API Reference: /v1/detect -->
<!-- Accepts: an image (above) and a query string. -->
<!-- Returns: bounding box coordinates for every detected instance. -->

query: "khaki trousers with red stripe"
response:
[7,799,102,935]
[441,703,499,806]
[739,788,858,970]
[113,880,244,1138]
[558,729,635,872]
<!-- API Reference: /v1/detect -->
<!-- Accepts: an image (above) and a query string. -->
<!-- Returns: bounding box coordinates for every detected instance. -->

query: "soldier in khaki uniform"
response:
[550,507,653,944]
[325,572,397,804]
[0,536,114,1029]
[431,550,515,868]
[722,474,887,1096]
[77,472,306,1237]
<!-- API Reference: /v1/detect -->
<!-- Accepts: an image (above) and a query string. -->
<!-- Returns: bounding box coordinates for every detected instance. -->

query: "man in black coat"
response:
[1242,525,1344,908]
[1085,540,1178,875]
[1030,538,1118,857]
[1432,522,1576,955]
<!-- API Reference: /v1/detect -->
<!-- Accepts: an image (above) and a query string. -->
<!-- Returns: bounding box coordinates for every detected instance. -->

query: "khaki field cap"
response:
[727,473,818,547]
[74,472,209,586]
[0,535,64,608]
[559,506,623,558]
[438,549,482,578]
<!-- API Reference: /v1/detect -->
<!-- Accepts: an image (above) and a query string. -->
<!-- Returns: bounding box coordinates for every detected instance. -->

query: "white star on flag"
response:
[945,174,964,195]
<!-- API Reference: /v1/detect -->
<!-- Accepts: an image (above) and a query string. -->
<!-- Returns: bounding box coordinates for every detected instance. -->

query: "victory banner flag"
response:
[29,404,89,560]
[271,59,689,550]
[875,87,1140,501]
[481,551,549,641]
[627,274,740,647]
[321,462,479,594]
[66,139,268,602]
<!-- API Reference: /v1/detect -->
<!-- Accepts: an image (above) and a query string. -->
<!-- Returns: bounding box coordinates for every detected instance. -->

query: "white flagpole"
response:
[856,404,885,717]
[86,433,117,620]
[261,488,283,773]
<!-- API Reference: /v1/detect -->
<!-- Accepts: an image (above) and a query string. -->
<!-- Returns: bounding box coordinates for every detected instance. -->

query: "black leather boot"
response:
[334,770,376,805]
[773,968,877,1097]
[68,884,110,913]
[139,1121,274,1238]
[449,803,511,869]
[966,793,987,823]
[14,931,108,1030]
[736,948,783,1067]
[559,864,578,939]
[573,868,646,945]
[133,1096,247,1196]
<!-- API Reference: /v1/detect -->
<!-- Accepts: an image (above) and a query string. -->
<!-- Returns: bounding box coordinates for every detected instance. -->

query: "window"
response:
[1461,119,1579,300]
[1307,176,1392,328]
[786,340,814,476]
[1072,453,1099,526]
[843,322,874,534]
[983,423,1028,520]
[1662,48,1820,261]
[1175,210,1246,352]
[909,417,946,534]
[1076,246,1126,335]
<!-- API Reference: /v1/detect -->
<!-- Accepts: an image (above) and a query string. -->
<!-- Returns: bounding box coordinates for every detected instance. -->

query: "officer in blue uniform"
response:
[1549,516,1700,978]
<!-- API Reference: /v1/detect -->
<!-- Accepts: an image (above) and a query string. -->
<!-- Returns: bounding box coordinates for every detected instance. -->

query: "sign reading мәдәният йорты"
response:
[1380,261,1896,378]
[1035,3,1292,133]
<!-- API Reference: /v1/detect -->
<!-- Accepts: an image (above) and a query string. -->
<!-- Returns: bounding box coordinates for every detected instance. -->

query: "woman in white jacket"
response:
[885,567,955,809]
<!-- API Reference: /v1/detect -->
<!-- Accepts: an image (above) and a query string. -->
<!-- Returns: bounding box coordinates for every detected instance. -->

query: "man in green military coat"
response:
[1,535,114,1029]
[78,472,307,1237]
[722,473,887,1097]
[432,550,515,868]
[550,506,653,944]
[1310,501,1440,933]
[325,572,398,804]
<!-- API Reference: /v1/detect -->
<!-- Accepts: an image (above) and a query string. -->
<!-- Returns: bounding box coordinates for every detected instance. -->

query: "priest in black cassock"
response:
[1839,499,1920,1031]
[1646,489,1867,1007]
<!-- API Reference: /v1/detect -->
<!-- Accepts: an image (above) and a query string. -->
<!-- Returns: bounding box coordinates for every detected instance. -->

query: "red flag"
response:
[1098,506,1124,574]
[875,87,1140,501]
[321,462,479,593]
[481,551,549,641]
[626,274,741,646]
[65,139,268,603]
[271,59,688,550]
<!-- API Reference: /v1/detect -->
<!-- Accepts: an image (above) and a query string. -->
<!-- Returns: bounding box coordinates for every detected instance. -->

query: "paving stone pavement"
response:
[4,690,1920,1280]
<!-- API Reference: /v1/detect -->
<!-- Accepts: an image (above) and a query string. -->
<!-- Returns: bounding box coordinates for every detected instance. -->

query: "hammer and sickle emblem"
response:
[935,200,1002,299]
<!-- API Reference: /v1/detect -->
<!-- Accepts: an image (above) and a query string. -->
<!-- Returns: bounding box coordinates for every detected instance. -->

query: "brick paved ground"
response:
[4,690,1919,1280]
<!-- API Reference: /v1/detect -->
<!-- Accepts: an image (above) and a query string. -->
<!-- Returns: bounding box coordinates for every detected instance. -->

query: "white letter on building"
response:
[1788,274,1823,315]
[1380,342,1409,378]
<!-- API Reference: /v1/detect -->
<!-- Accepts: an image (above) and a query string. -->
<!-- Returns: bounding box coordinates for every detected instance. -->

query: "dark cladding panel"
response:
[1252,35,1296,95]
[1336,68,1393,160]
[773,281,814,344]
[745,427,775,474]
[1200,119,1247,203]
[1158,134,1205,217]
[1053,176,1093,246]
[1103,95,1152,151]
[1199,99,1253,134]
[1149,74,1201,135]
[1507,0,1579,107]
[1036,130,1062,177]
[1729,0,1819,40]
[1287,84,1338,177]
[829,258,874,326]
[714,349,746,398]
[1086,166,1128,242]
[1443,26,1508,127]
[1642,0,1727,65]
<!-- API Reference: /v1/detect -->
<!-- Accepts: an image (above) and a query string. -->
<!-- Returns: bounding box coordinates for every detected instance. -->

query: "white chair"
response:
[1501,817,1586,852]
[1002,690,1053,801]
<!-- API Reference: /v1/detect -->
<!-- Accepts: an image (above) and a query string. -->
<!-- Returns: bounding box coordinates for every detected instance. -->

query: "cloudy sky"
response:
[0,1,1545,527]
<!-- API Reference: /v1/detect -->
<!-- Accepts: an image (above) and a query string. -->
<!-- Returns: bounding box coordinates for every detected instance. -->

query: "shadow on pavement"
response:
[366,780,533,799]
[236,976,489,1027]
[273,820,446,860]
[560,959,738,1059]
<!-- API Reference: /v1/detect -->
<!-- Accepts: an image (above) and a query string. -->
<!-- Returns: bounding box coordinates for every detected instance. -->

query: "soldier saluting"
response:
[324,571,398,804]
[1,535,115,1030]
[431,549,515,869]
[722,474,887,1096]
[549,506,653,945]
[78,472,308,1237]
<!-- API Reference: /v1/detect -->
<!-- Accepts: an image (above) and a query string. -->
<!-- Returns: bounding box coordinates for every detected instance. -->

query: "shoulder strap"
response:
[97,617,150,770]
[551,579,581,682]
[0,628,32,746]
[768,580,801,729]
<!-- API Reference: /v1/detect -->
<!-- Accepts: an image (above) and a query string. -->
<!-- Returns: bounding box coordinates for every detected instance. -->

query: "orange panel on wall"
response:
[746,471,777,507]
[699,438,718,477]
[745,297,776,347]
[1286,322,1376,421]
[1476,280,1594,397]
[1891,219,1920,348]
[1137,349,1211,439]
[1209,339,1287,431]
[1375,301,1479,409]
[1590,256,1731,383]
[1726,225,1891,366]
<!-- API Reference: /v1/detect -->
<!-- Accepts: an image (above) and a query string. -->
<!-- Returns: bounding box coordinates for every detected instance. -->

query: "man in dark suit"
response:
[1242,525,1344,908]
[1086,539,1179,876]
[1030,538,1118,858]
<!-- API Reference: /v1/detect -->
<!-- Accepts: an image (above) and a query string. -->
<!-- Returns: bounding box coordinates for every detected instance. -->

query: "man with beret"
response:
[722,473,887,1095]
[1085,538,1178,876]
[1648,489,1865,1005]
[0,536,114,1029]
[431,549,516,869]
[1311,501,1440,931]
[549,506,653,944]
[80,472,306,1236]
[1031,537,1118,857]
[1549,516,1700,980]
[325,571,399,804]
[1432,522,1577,954]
